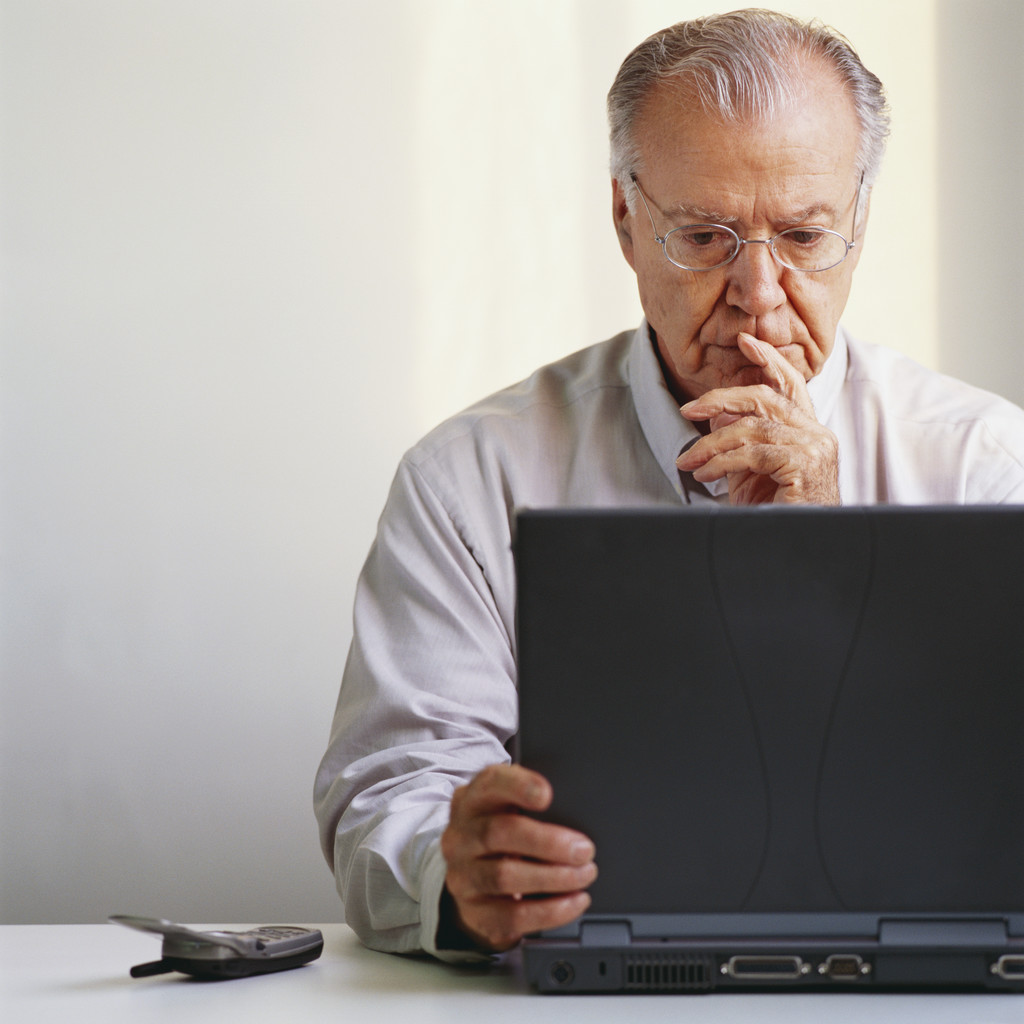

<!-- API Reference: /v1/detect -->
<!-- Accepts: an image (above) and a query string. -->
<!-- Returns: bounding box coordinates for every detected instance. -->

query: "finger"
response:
[451,854,599,902]
[453,763,553,819]
[448,806,596,865]
[679,385,794,428]
[679,362,820,425]
[446,766,596,871]
[710,411,743,432]
[693,444,838,505]
[737,332,814,413]
[691,444,790,485]
[685,415,837,470]
[678,414,792,470]
[455,891,593,953]
[450,765,595,862]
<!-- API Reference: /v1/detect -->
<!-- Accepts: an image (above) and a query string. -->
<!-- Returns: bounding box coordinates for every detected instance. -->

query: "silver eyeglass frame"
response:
[629,172,864,273]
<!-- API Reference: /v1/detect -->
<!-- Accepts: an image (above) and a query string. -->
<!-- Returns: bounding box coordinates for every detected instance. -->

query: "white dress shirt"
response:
[314,323,1024,962]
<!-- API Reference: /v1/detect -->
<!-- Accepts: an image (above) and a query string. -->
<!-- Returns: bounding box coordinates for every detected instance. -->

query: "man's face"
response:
[613,69,866,403]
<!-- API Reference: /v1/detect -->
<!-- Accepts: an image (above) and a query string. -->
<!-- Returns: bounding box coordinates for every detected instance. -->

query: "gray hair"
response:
[608,9,890,209]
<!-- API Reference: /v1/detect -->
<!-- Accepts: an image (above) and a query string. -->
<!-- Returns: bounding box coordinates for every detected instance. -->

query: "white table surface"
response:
[4,923,1024,1023]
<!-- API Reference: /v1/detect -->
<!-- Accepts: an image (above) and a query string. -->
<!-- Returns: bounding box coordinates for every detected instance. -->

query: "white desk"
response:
[4,923,1024,1023]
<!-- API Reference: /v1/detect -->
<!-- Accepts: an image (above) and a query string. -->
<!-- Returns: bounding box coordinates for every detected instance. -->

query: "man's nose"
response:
[724,239,787,315]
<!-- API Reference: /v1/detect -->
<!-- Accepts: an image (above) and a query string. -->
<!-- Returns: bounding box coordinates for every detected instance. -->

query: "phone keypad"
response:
[245,926,313,940]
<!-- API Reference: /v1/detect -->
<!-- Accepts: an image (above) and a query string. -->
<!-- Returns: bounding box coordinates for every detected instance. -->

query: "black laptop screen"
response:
[514,506,1024,916]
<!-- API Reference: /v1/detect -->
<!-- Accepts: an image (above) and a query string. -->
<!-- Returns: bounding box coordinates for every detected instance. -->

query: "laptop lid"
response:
[513,506,1024,991]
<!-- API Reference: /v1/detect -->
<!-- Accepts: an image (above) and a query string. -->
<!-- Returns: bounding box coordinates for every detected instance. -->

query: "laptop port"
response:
[991,955,1024,980]
[723,955,809,980]
[548,960,574,986]
[819,954,869,980]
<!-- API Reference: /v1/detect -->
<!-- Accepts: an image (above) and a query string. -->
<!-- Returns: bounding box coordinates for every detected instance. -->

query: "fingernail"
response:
[572,838,596,861]
[739,333,769,353]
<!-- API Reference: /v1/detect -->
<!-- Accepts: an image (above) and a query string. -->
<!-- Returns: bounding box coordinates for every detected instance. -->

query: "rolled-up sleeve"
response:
[314,452,517,961]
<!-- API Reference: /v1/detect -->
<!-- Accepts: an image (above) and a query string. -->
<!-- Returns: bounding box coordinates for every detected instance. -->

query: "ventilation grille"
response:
[624,954,714,991]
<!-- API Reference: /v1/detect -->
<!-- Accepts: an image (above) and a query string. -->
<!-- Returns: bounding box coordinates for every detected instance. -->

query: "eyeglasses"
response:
[630,172,863,273]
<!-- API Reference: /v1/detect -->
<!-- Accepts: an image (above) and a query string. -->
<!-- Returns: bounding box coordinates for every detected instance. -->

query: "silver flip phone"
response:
[109,915,323,980]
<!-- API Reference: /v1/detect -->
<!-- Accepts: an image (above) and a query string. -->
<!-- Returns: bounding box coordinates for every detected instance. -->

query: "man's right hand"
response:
[440,763,598,952]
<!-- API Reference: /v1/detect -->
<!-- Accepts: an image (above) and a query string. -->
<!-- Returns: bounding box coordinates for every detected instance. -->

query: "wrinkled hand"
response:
[441,764,597,952]
[676,333,840,505]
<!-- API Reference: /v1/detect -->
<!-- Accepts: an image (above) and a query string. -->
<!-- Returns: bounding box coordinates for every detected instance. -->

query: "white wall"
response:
[1,0,1020,925]
[936,0,1024,398]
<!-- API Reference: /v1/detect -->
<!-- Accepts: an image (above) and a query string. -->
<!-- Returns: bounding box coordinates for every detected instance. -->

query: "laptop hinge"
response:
[580,921,632,947]
[879,919,1008,947]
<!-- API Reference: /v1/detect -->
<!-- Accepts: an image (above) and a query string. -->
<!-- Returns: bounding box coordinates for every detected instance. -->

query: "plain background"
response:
[2,0,1022,925]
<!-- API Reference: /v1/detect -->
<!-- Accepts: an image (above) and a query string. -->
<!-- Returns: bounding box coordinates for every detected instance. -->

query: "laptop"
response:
[513,506,1024,992]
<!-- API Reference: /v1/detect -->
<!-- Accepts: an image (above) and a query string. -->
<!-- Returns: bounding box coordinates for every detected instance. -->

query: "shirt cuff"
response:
[418,837,494,964]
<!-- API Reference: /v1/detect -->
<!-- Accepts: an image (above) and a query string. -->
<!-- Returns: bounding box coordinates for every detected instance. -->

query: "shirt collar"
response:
[628,321,707,500]
[628,321,849,500]
[806,325,847,426]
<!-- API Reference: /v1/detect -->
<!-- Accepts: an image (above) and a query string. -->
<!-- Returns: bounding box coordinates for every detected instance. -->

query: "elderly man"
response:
[314,10,1024,962]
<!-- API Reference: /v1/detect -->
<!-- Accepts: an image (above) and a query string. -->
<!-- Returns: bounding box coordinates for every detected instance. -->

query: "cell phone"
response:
[109,915,323,980]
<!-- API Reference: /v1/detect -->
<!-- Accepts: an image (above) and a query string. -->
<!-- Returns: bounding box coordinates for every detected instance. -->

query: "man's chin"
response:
[723,366,771,388]
[697,364,774,391]
[709,343,813,388]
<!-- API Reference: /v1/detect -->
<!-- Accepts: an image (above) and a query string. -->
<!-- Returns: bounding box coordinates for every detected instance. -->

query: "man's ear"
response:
[611,177,637,270]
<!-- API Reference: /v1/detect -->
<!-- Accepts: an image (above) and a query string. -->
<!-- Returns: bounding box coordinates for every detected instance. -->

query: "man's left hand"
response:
[675,333,840,506]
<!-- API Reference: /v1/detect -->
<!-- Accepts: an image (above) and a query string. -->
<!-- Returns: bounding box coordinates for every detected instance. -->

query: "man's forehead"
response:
[634,78,860,222]
[663,192,844,227]
[635,69,860,174]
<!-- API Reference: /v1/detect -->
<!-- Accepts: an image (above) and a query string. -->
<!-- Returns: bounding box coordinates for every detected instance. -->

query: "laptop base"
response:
[525,935,1024,993]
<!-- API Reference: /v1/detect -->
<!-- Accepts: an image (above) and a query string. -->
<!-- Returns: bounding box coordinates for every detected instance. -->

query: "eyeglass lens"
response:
[664,225,849,272]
